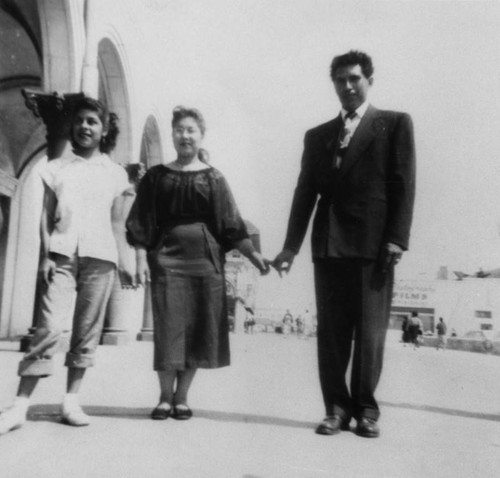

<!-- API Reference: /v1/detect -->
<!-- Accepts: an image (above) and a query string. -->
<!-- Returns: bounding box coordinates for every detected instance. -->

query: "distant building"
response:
[224,220,260,333]
[391,276,500,338]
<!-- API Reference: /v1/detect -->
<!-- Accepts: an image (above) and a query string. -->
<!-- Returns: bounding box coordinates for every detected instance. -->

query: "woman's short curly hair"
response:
[171,105,206,135]
[70,97,120,154]
[171,105,209,162]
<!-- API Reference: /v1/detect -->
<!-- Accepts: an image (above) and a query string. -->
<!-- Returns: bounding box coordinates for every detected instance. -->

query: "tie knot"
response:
[345,111,357,121]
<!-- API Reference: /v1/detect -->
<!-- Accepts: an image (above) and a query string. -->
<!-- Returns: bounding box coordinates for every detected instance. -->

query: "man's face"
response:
[332,64,373,112]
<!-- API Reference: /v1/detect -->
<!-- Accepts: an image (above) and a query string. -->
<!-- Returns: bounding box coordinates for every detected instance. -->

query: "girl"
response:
[0,97,134,434]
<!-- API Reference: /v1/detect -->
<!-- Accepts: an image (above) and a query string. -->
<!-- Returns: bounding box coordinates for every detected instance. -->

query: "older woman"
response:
[127,106,269,420]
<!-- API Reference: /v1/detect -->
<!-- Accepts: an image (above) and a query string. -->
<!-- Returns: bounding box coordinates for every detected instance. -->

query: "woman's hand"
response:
[272,249,296,277]
[40,256,56,286]
[250,251,272,276]
[135,247,151,286]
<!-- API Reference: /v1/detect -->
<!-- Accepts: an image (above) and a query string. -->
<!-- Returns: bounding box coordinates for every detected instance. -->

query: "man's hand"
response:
[272,249,296,278]
[380,242,404,273]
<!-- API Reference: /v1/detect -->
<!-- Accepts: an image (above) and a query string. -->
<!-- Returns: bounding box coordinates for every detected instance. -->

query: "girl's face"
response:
[172,116,203,159]
[72,108,106,155]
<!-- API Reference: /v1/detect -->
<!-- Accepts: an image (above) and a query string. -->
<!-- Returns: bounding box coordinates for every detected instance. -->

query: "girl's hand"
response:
[41,257,56,285]
[118,261,137,289]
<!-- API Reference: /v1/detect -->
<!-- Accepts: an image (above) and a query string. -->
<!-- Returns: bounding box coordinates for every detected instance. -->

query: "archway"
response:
[140,115,163,168]
[97,37,132,164]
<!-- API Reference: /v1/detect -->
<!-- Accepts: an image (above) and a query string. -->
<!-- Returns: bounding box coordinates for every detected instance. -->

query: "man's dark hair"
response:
[330,50,374,81]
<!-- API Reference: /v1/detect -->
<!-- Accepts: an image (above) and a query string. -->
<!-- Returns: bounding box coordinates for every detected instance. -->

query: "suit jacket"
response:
[283,105,416,261]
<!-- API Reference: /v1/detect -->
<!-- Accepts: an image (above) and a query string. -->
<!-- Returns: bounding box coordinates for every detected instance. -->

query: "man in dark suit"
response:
[273,50,415,438]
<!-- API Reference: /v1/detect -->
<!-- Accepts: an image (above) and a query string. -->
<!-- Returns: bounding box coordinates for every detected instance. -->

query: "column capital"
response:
[21,89,85,159]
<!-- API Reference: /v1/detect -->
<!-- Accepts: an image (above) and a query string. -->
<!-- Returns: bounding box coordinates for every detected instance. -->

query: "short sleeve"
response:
[38,159,60,191]
[113,164,131,198]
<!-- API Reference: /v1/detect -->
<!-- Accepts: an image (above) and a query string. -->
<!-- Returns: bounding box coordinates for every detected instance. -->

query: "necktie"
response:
[335,111,357,169]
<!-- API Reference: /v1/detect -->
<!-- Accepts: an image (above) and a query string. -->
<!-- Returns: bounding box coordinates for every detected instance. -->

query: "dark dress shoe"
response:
[173,405,193,420]
[355,417,380,438]
[151,406,171,420]
[315,415,350,435]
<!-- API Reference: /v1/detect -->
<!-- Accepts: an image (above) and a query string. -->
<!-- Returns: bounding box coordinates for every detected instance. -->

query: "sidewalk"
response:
[0,331,499,478]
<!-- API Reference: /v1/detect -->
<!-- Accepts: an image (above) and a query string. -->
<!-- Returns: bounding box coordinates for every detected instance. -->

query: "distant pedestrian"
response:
[282,309,294,335]
[401,316,411,345]
[436,317,447,350]
[295,315,304,335]
[0,97,135,436]
[245,315,256,334]
[408,311,423,348]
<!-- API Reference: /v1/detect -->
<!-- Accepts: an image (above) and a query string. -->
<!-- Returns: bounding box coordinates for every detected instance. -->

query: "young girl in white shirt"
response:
[0,97,134,435]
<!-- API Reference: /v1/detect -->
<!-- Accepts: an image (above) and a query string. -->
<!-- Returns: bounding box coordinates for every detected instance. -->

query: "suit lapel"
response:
[337,105,378,180]
[324,115,343,153]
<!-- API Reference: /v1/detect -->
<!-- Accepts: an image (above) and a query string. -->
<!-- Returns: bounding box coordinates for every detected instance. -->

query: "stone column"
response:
[101,164,147,345]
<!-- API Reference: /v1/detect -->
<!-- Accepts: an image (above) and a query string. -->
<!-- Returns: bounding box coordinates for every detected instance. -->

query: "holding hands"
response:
[272,249,296,277]
[248,251,272,276]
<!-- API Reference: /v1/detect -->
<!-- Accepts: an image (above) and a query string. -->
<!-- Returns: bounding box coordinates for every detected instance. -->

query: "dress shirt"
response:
[339,101,369,148]
[39,153,130,264]
[335,102,370,168]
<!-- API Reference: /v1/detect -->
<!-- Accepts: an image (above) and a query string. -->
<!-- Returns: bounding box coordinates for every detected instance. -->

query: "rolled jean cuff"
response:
[18,359,54,377]
[65,352,95,369]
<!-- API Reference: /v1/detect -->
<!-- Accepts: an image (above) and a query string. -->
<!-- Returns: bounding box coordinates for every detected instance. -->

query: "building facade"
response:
[0,0,165,341]
[391,277,500,339]
[0,0,263,343]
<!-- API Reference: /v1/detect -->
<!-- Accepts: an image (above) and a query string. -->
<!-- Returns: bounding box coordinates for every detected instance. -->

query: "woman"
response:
[127,106,269,420]
[0,97,134,435]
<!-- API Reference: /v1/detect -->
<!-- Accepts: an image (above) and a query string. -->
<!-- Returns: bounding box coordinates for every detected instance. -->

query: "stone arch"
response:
[140,115,164,168]
[97,36,132,164]
[38,0,84,92]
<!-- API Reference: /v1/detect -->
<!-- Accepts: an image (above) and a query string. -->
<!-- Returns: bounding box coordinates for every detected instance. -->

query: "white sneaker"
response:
[0,406,27,435]
[61,403,90,427]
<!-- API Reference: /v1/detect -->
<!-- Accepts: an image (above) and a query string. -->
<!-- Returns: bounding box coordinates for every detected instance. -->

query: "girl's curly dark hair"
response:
[70,97,120,154]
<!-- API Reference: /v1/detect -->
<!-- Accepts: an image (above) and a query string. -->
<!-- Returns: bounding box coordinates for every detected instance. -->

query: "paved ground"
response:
[0,330,500,478]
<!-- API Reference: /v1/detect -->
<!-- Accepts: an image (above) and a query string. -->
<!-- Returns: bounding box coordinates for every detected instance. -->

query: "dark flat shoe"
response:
[355,417,380,438]
[315,415,350,435]
[151,406,171,420]
[173,406,193,420]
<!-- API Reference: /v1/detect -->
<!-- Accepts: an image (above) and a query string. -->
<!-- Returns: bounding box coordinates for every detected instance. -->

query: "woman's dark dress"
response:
[126,165,249,371]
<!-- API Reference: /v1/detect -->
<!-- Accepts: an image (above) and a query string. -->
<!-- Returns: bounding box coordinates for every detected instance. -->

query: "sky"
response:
[108,0,500,313]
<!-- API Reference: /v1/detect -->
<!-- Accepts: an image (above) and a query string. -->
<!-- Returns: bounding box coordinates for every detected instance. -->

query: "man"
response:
[408,311,423,349]
[436,317,447,350]
[273,50,415,438]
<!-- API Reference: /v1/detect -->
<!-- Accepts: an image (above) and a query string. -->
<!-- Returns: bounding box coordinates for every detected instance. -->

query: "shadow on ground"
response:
[28,401,500,426]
